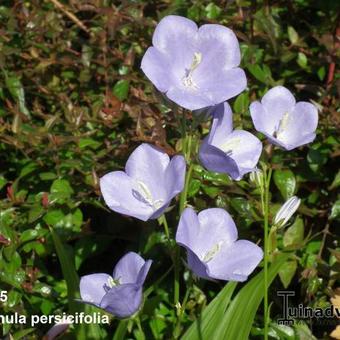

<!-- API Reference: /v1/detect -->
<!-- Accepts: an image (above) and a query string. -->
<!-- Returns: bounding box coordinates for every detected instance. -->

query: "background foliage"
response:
[0,0,339,339]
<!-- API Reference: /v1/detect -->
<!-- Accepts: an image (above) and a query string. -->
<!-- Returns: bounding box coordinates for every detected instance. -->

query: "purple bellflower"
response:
[250,86,318,150]
[80,252,152,318]
[141,15,246,111]
[100,143,186,221]
[199,102,262,180]
[176,207,263,281]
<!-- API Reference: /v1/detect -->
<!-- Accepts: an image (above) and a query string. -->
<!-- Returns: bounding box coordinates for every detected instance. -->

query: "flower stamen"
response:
[182,52,202,89]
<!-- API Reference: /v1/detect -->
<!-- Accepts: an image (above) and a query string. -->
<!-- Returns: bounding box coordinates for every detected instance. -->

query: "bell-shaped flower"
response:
[199,102,262,180]
[176,207,263,281]
[80,252,152,318]
[100,143,186,221]
[250,86,318,150]
[274,196,301,228]
[141,15,246,111]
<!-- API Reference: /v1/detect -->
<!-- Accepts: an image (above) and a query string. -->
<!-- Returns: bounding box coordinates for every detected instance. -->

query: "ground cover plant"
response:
[0,1,339,339]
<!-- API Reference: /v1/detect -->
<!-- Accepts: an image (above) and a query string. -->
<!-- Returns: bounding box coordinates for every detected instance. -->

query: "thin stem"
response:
[175,132,193,308]
[135,316,145,340]
[262,167,272,340]
[179,163,193,214]
[159,214,170,240]
[173,277,193,338]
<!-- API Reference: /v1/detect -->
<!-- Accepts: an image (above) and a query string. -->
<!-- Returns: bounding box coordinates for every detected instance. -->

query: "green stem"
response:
[179,163,193,214]
[135,316,145,340]
[261,167,272,340]
[159,214,170,240]
[174,132,193,307]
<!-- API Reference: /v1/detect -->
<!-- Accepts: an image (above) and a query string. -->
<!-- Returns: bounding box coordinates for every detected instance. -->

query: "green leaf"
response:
[233,92,250,114]
[287,26,299,44]
[330,170,340,190]
[317,66,326,81]
[212,253,291,340]
[12,328,36,340]
[273,169,296,199]
[205,3,221,19]
[19,162,37,178]
[188,178,201,197]
[283,217,304,249]
[50,179,74,203]
[113,321,128,340]
[330,200,340,220]
[39,172,57,181]
[297,52,308,68]
[113,80,129,101]
[49,228,79,313]
[5,75,31,117]
[247,65,267,83]
[279,259,297,288]
[43,209,65,226]
[0,175,7,190]
[79,138,101,150]
[182,282,237,340]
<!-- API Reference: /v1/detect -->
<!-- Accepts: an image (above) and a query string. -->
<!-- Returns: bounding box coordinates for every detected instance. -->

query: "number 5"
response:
[0,291,7,302]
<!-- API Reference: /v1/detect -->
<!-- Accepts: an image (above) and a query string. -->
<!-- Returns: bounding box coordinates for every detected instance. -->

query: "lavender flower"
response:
[100,143,186,221]
[199,102,262,180]
[141,15,246,111]
[45,319,71,340]
[274,196,301,228]
[176,207,263,281]
[250,86,318,150]
[80,252,152,318]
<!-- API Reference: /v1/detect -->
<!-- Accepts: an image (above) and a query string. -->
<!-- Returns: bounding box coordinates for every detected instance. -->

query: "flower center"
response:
[103,276,120,293]
[275,111,290,138]
[182,52,202,90]
[220,138,241,155]
[203,241,224,263]
[132,180,164,210]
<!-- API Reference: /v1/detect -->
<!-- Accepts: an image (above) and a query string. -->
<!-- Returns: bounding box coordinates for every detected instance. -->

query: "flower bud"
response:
[274,196,301,228]
[250,168,264,187]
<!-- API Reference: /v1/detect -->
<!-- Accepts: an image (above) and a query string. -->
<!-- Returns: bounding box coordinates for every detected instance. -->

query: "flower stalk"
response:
[260,165,272,340]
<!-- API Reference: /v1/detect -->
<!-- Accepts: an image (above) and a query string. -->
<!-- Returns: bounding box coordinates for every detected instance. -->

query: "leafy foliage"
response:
[0,0,339,339]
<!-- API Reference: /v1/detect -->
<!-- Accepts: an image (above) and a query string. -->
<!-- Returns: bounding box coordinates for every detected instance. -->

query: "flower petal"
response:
[113,252,146,285]
[199,137,239,179]
[80,273,111,306]
[276,101,318,150]
[141,47,173,92]
[164,155,186,198]
[208,102,233,145]
[250,86,296,136]
[176,207,238,260]
[186,248,210,280]
[261,86,296,118]
[100,283,142,318]
[136,260,152,286]
[166,86,214,111]
[100,171,155,221]
[125,143,169,202]
[194,67,247,105]
[206,240,263,281]
[152,15,198,79]
[176,207,200,253]
[198,24,241,69]
[217,130,262,180]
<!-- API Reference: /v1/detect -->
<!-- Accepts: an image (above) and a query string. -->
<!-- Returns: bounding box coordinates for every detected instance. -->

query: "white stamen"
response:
[182,52,202,90]
[107,277,119,288]
[276,111,290,138]
[220,138,241,154]
[135,180,164,210]
[203,241,224,262]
